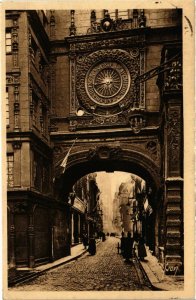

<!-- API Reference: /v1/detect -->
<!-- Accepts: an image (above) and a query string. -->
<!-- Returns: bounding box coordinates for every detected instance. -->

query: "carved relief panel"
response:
[67,35,146,130]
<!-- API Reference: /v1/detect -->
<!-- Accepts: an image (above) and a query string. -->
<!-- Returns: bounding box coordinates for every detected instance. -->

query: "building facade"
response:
[6,9,183,274]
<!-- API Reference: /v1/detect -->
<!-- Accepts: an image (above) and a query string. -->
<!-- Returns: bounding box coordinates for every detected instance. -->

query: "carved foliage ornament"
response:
[87,146,122,160]
[74,36,145,52]
[6,75,20,85]
[164,59,182,91]
[76,49,141,116]
[168,107,181,174]
[75,114,127,128]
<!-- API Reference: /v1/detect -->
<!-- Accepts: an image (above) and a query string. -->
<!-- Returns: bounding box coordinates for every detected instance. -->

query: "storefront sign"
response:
[73,197,86,213]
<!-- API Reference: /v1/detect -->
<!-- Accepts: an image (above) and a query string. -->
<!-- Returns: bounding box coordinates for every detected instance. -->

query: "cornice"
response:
[6,11,21,20]
[7,131,53,154]
[65,27,150,45]
[7,189,70,209]
[50,126,159,141]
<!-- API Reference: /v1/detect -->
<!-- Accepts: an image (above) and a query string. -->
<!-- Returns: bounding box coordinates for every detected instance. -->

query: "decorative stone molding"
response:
[49,56,57,115]
[146,140,158,157]
[53,139,161,168]
[75,114,127,128]
[75,49,144,117]
[66,33,146,128]
[70,10,76,36]
[127,108,146,134]
[168,106,181,176]
[73,35,146,52]
[54,145,161,196]
[14,102,20,112]
[6,75,20,85]
[12,141,22,150]
[14,202,29,213]
[87,146,123,160]
[164,59,182,91]
[87,9,146,34]
[67,120,77,132]
[11,18,19,68]
[50,10,56,39]
[70,56,76,113]
[14,85,20,129]
[49,118,58,132]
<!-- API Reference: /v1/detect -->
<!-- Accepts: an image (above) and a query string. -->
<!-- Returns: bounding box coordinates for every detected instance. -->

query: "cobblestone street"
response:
[12,237,152,291]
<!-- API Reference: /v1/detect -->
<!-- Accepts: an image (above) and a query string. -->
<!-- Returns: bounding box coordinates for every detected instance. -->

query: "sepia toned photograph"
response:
[2,1,195,299]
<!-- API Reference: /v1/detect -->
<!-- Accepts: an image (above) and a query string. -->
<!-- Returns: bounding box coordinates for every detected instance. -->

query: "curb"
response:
[136,257,165,291]
[134,255,156,290]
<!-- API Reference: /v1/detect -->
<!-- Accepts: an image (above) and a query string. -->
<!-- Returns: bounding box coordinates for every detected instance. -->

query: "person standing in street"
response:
[88,237,96,255]
[138,236,147,261]
[124,232,134,262]
[120,231,126,257]
[82,233,88,249]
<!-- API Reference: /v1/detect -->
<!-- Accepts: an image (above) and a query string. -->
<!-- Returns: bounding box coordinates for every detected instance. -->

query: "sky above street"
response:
[96,171,132,199]
[96,172,132,232]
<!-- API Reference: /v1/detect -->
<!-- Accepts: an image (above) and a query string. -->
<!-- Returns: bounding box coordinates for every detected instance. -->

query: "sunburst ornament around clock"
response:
[75,49,142,116]
[85,61,131,106]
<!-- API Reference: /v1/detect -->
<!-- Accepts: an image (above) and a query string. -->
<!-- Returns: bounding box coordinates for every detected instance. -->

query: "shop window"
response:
[6,32,12,53]
[7,154,14,187]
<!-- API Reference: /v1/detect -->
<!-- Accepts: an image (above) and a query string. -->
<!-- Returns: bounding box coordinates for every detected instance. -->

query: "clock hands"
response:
[94,79,113,87]
[93,82,107,87]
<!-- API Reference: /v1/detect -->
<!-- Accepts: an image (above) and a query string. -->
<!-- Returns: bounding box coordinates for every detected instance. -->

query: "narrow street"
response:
[12,237,152,291]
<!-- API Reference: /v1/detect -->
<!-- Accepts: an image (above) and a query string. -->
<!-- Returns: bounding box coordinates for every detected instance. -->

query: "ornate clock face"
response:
[76,49,139,116]
[85,61,131,106]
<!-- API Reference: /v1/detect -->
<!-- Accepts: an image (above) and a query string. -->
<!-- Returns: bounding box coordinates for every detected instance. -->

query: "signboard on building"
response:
[73,197,86,213]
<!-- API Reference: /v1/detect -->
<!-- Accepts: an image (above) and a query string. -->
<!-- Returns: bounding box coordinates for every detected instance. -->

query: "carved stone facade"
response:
[168,106,182,176]
[6,10,183,277]
[66,33,146,130]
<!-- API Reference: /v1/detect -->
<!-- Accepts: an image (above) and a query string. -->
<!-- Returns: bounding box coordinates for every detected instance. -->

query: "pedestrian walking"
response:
[133,234,139,258]
[124,232,134,262]
[138,236,147,261]
[82,233,88,249]
[102,232,106,242]
[88,237,96,255]
[120,231,126,257]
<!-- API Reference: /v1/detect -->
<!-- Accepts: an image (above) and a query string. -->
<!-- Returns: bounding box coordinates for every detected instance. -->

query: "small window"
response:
[7,154,14,187]
[108,10,129,20]
[6,32,12,53]
[6,87,9,126]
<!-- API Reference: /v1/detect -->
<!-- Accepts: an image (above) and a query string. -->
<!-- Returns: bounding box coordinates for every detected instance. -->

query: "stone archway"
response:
[55,145,161,200]
[54,144,162,254]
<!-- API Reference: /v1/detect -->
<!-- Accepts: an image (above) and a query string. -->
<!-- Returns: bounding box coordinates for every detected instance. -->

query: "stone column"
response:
[28,213,35,268]
[12,141,21,187]
[164,95,183,275]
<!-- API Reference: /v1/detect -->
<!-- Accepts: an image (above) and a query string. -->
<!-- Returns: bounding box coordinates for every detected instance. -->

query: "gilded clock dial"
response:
[93,68,122,98]
[85,61,131,106]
